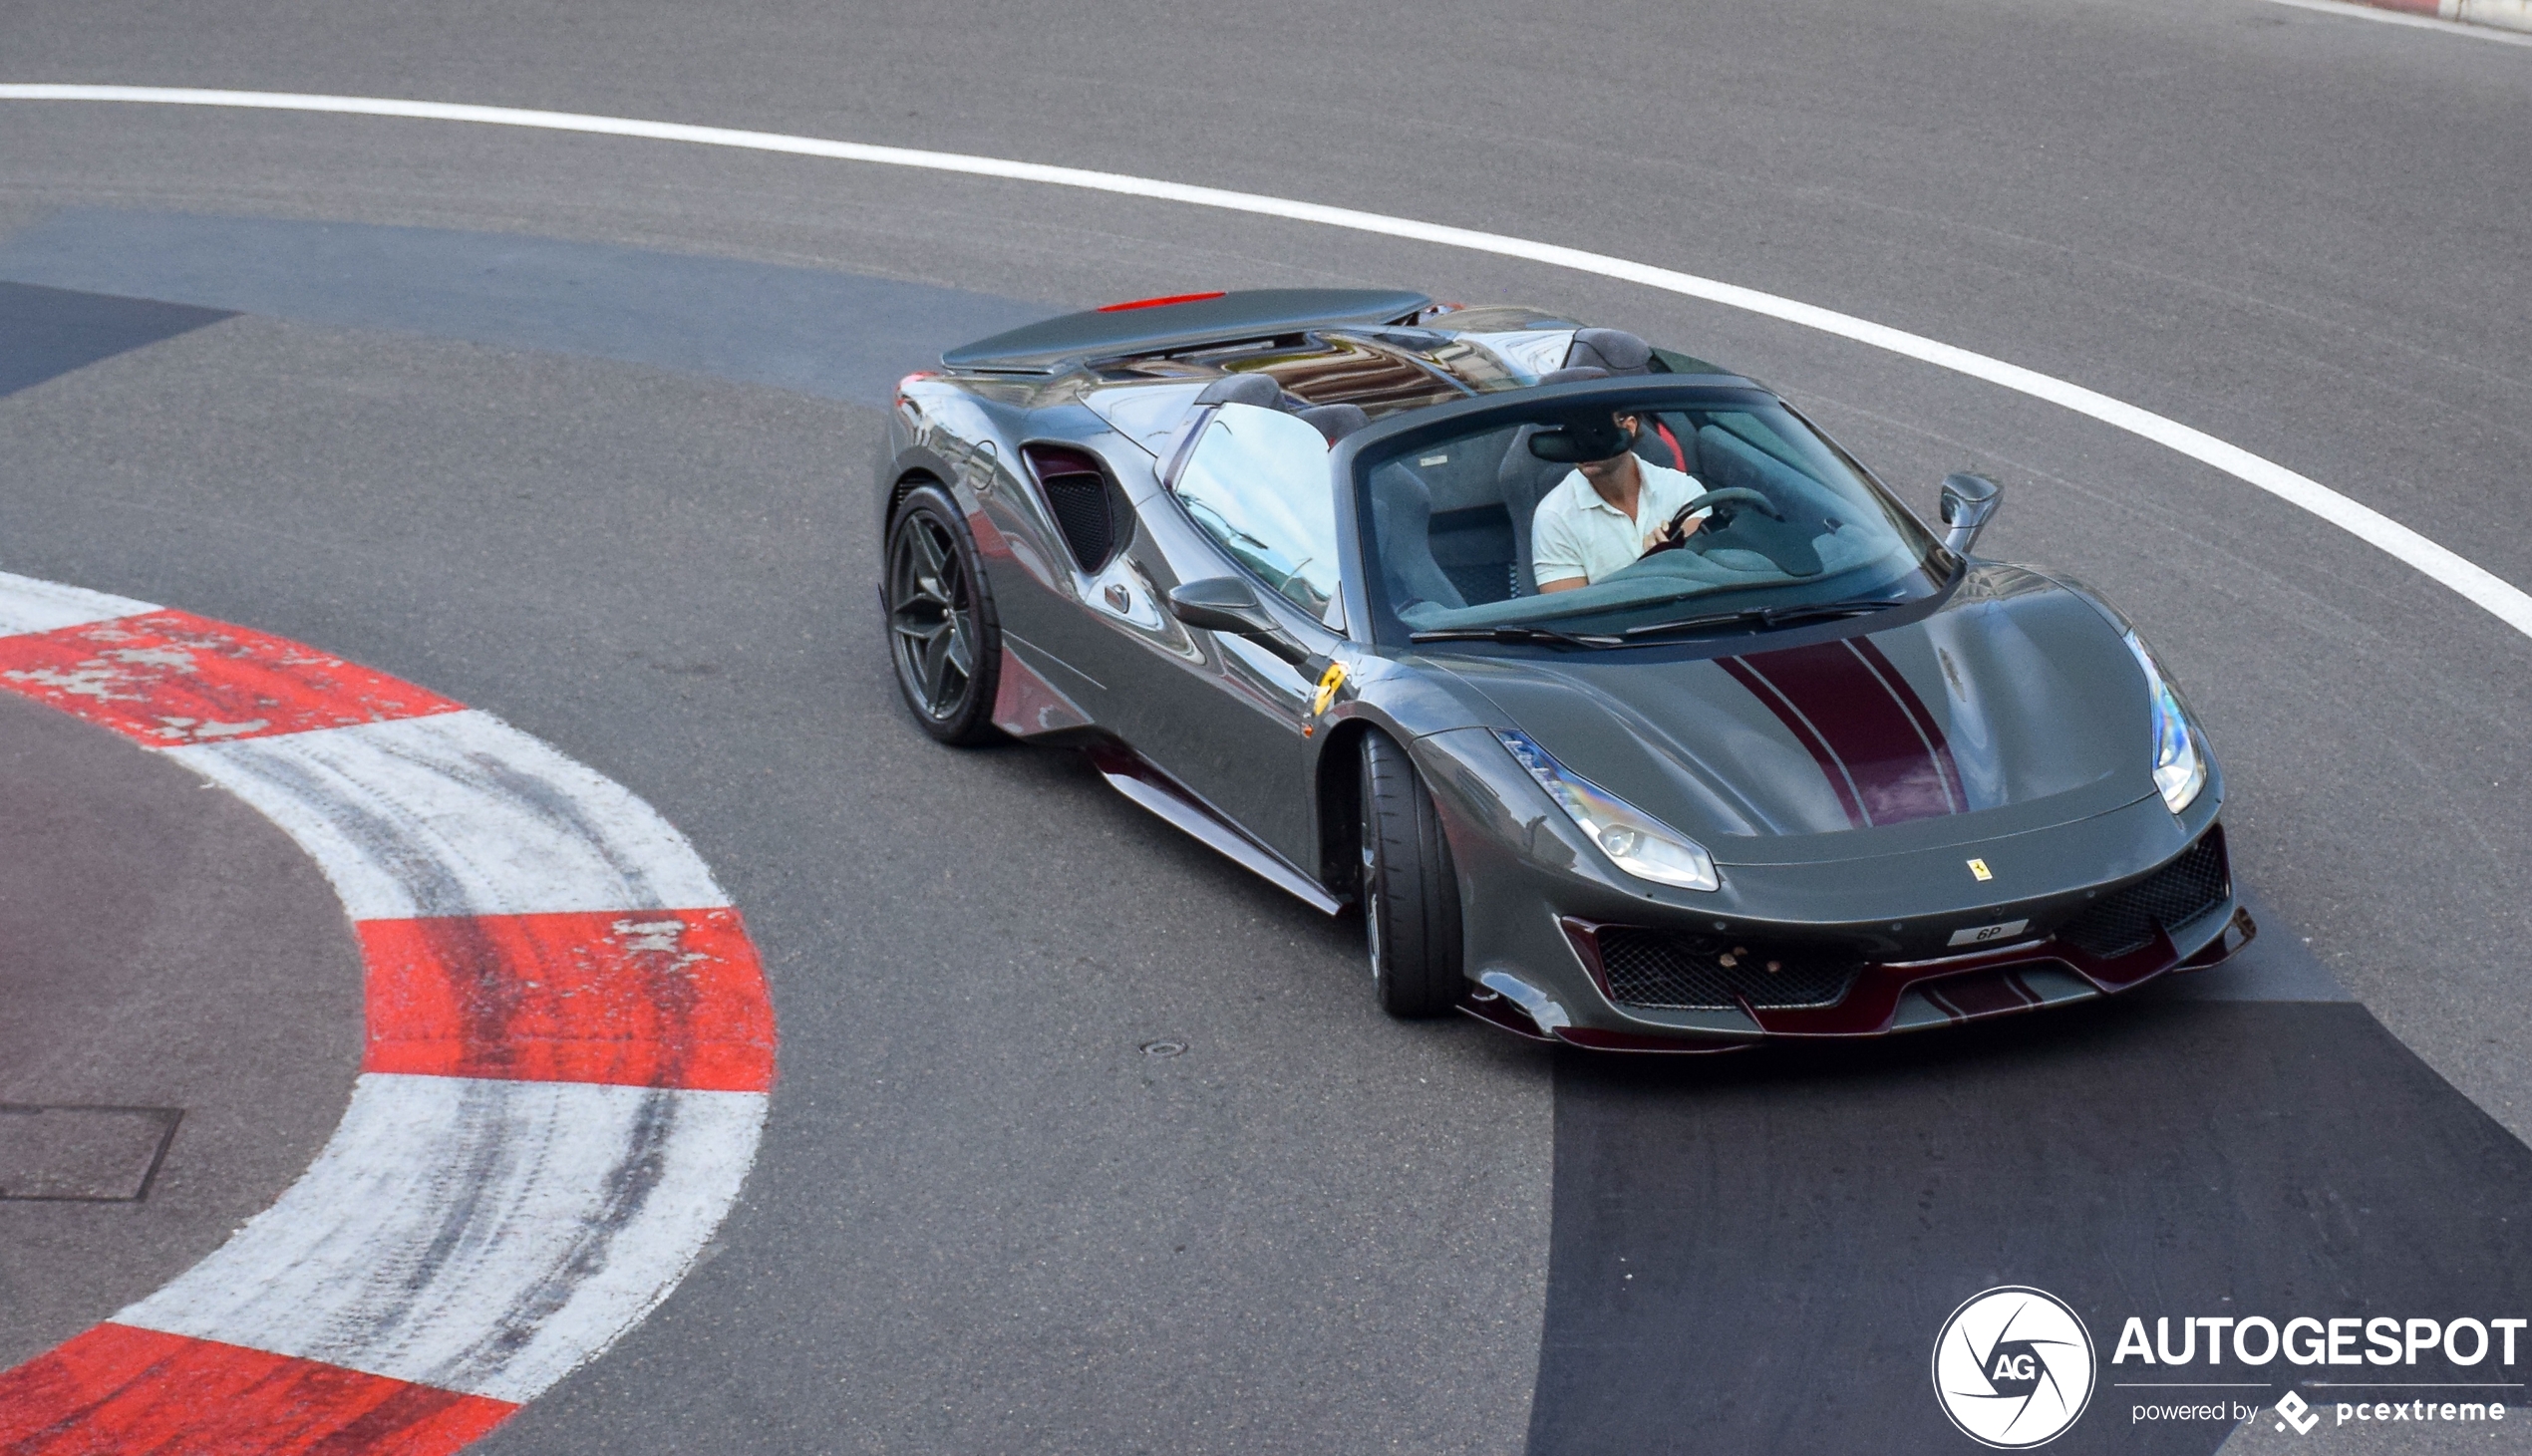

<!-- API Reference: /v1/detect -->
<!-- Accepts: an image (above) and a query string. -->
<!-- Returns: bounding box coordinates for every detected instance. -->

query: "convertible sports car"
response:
[878,288,2253,1051]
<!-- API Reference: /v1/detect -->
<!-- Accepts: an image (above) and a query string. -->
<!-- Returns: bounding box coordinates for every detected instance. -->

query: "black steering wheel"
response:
[1642,487,1779,555]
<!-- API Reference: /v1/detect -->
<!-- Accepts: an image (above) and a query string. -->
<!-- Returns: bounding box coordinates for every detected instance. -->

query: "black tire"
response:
[883,482,1003,745]
[1359,731,1465,1018]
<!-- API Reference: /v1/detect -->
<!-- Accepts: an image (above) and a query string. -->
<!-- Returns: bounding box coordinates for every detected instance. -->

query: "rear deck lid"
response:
[943,288,1432,374]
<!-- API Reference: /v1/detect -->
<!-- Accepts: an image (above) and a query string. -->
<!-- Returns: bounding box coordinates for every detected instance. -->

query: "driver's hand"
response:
[1644,513,1702,551]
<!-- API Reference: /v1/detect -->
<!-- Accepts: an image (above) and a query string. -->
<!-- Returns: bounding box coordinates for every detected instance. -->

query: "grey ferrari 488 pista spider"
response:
[878,288,2251,1051]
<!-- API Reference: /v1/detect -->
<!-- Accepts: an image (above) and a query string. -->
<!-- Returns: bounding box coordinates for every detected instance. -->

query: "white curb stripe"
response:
[0,568,158,637]
[116,1073,767,1405]
[2,85,2526,642]
[165,711,732,921]
[2262,0,2532,41]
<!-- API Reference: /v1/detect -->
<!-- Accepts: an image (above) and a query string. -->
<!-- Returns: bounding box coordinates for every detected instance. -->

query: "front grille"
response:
[2057,831,2230,960]
[1594,928,1859,1012]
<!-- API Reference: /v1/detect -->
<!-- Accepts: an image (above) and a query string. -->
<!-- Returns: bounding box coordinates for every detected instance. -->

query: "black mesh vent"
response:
[1024,444,1118,571]
[1043,474,1113,569]
[2058,832,2230,960]
[1594,929,1859,1012]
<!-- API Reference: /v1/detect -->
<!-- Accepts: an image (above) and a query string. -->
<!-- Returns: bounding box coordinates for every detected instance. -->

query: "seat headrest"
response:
[1194,373,1285,409]
[1297,403,1371,443]
[1536,365,1609,386]
[1564,328,1654,375]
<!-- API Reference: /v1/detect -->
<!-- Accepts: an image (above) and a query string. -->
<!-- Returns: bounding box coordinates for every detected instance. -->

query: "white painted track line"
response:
[2260,0,2532,46]
[0,568,157,636]
[3,84,2528,643]
[117,1073,768,1404]
[166,710,733,920]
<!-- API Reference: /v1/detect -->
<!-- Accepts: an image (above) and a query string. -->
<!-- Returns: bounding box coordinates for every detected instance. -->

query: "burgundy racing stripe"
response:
[1726,638,1962,826]
[1846,635,1966,814]
[1714,654,1867,827]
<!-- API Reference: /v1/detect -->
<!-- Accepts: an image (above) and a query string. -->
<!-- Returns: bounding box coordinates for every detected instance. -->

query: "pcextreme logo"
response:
[1933,1287,2097,1448]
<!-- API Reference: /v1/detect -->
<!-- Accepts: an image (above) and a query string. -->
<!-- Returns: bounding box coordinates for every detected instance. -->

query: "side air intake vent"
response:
[1022,443,1123,571]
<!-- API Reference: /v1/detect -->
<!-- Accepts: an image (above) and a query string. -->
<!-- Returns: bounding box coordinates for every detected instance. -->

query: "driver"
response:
[1531,414,1707,593]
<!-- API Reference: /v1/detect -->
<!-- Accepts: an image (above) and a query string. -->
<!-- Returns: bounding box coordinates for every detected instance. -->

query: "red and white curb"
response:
[2265,0,2532,38]
[0,571,774,1451]
[2356,0,2532,31]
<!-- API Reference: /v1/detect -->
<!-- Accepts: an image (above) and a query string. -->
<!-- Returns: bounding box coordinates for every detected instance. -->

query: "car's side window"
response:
[1171,403,1342,620]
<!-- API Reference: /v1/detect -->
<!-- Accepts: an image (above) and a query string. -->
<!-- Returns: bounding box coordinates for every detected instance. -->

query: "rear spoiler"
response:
[941,288,1432,375]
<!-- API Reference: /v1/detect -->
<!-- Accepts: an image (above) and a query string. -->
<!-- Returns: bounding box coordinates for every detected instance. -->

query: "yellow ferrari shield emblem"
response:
[1312,661,1348,717]
[1966,857,1993,882]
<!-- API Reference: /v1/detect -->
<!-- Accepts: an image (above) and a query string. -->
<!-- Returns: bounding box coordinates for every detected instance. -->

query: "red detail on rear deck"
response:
[359,908,775,1092]
[1096,291,1226,312]
[0,610,462,745]
[0,1323,515,1455]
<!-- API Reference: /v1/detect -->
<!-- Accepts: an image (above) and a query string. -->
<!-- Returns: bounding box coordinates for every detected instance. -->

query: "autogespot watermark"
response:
[1934,1288,2098,1448]
[1935,1290,2524,1447]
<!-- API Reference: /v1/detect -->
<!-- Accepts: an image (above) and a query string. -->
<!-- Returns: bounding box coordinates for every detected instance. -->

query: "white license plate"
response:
[1947,918,2030,948]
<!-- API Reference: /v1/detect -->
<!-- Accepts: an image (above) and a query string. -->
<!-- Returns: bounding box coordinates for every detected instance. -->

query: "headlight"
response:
[1495,729,1720,892]
[2123,631,2206,814]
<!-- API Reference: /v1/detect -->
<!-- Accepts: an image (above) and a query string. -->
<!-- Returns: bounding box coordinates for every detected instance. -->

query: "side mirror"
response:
[1165,577,1320,671]
[1939,472,2003,555]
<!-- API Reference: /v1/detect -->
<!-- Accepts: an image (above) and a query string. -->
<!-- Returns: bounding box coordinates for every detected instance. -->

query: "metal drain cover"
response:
[0,1104,181,1201]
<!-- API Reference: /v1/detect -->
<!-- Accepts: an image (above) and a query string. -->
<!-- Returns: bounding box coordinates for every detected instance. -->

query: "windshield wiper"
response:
[1409,624,1622,649]
[1621,598,1900,641]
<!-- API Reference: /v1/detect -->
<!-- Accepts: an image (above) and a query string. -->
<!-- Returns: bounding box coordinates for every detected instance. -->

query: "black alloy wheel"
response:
[1359,730,1465,1018]
[884,482,1002,745]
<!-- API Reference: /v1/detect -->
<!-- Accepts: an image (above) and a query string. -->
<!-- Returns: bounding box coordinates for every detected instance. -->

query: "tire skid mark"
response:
[454,1087,679,1378]
[0,569,774,1452]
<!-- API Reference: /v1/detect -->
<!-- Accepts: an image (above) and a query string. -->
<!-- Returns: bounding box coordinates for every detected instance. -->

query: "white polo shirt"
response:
[1531,459,1705,587]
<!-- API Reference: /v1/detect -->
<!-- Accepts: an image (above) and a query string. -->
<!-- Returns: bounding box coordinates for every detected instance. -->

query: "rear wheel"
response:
[884,483,1002,745]
[1359,731,1465,1018]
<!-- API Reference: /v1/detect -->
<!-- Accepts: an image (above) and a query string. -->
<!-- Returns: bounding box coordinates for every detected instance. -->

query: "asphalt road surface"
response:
[1,0,2528,1450]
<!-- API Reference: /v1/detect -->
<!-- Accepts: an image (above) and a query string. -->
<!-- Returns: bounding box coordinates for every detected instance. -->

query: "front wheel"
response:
[1360,731,1465,1018]
[884,483,1002,745]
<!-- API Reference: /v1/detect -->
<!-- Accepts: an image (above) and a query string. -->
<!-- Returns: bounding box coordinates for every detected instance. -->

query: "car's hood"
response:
[1435,566,2159,864]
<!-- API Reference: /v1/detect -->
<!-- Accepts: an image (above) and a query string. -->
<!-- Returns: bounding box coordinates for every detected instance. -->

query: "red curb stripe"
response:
[359,908,775,1092]
[0,610,463,744]
[0,1324,517,1455]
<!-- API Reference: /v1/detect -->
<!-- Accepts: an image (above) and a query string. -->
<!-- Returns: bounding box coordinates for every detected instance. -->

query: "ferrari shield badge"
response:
[1312,661,1348,717]
[1966,857,1994,882]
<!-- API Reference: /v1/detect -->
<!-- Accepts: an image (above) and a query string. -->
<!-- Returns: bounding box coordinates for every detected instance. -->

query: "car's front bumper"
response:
[1416,727,2242,1052]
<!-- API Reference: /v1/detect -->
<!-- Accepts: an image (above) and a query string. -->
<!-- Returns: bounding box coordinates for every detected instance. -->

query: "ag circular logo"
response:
[1932,1286,2096,1448]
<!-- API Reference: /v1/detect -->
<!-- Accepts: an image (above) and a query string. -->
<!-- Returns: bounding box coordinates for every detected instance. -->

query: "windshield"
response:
[1354,388,1946,648]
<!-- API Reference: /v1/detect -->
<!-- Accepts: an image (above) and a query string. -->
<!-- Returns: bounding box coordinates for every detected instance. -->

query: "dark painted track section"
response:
[0,212,1042,407]
[0,280,229,397]
[1531,998,2532,1454]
